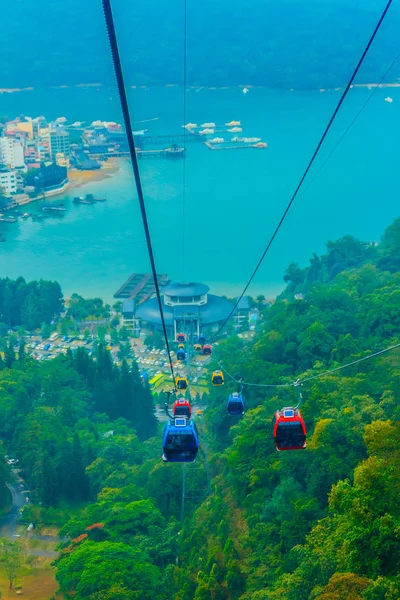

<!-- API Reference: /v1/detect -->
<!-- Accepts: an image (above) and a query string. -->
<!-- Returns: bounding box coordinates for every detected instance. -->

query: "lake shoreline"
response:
[1,82,400,94]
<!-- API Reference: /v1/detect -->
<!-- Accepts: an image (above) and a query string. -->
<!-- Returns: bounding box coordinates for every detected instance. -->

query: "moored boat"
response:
[41,204,66,212]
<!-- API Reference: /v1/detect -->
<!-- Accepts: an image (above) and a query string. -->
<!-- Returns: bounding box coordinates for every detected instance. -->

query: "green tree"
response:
[0,539,24,589]
[4,342,15,368]
[18,340,26,363]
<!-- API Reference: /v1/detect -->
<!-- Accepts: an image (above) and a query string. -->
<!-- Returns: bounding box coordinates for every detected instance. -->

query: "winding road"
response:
[0,478,28,539]
[0,474,60,557]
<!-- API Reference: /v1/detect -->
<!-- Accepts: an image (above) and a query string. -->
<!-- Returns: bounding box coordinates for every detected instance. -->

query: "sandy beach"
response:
[68,159,121,188]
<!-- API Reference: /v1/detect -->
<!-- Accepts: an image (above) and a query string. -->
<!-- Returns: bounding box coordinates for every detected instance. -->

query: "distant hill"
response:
[1,0,400,89]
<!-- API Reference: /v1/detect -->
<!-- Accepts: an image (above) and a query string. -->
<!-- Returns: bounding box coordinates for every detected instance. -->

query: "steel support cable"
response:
[215,341,400,389]
[102,0,176,386]
[299,50,400,199]
[209,0,394,344]
[181,0,188,279]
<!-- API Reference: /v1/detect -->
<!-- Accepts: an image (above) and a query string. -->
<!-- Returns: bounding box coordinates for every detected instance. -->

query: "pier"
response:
[114,273,169,303]
[204,141,267,150]
[82,118,266,160]
[86,147,185,160]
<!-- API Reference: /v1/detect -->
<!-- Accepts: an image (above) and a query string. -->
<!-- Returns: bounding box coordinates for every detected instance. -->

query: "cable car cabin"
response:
[212,370,224,386]
[178,343,185,349]
[203,344,212,356]
[194,344,202,352]
[273,407,307,451]
[177,333,186,343]
[173,398,192,418]
[140,371,148,383]
[175,376,189,390]
[198,334,206,345]
[162,418,199,463]
[177,349,186,361]
[227,392,244,415]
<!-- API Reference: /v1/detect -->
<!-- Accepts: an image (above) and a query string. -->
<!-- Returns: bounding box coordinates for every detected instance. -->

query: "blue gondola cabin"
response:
[162,418,199,463]
[227,392,244,415]
[177,349,186,361]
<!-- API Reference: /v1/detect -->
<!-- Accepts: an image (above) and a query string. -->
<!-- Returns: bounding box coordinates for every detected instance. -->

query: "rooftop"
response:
[163,282,210,297]
[136,293,233,326]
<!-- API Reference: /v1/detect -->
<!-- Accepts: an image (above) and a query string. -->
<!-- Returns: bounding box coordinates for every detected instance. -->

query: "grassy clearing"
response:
[0,562,61,599]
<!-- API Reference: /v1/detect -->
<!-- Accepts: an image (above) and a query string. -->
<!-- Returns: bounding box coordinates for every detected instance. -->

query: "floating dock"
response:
[114,273,169,303]
[184,123,267,151]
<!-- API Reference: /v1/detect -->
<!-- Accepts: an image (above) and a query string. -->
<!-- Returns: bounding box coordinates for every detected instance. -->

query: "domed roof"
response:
[162,282,210,297]
[135,293,233,326]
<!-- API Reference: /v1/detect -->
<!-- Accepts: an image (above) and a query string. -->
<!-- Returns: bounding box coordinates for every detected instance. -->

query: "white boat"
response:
[227,127,243,133]
[385,97,393,103]
[232,136,261,143]
[199,128,215,135]
[225,120,241,126]
[210,137,224,143]
[184,122,198,129]
[242,88,249,94]
[200,122,216,128]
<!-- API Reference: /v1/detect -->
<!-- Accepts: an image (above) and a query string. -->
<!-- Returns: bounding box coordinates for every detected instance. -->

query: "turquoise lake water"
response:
[0,85,399,301]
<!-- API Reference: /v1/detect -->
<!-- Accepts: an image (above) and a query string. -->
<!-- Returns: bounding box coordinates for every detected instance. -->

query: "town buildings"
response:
[0,115,71,198]
[0,167,17,195]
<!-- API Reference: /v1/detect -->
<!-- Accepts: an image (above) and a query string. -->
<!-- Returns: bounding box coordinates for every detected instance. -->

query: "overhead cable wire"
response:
[181,0,188,279]
[299,50,400,199]
[209,0,394,343]
[216,341,400,389]
[102,0,176,385]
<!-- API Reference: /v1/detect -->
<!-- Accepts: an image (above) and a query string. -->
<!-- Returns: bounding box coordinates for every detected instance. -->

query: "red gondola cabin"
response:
[173,398,192,418]
[273,407,306,451]
[203,344,212,356]
[177,333,186,343]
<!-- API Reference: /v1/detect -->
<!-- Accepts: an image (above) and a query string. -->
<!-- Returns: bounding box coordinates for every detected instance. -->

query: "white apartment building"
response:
[0,137,25,169]
[0,168,17,195]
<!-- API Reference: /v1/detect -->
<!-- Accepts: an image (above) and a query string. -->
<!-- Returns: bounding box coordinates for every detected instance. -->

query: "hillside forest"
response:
[0,218,399,598]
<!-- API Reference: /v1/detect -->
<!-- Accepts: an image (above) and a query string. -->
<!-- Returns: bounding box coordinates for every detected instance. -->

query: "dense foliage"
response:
[1,218,400,598]
[0,344,157,510]
[0,277,63,331]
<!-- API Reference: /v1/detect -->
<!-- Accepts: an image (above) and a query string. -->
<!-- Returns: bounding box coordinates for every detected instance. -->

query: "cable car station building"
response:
[134,282,236,339]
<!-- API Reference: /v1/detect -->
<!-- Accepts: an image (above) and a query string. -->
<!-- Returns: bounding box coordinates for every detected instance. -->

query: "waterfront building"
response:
[36,139,51,162]
[55,152,70,168]
[24,163,68,193]
[24,141,38,165]
[16,118,34,140]
[50,128,70,161]
[121,299,140,333]
[233,296,251,329]
[32,117,50,138]
[135,281,235,339]
[0,136,25,169]
[0,167,17,195]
